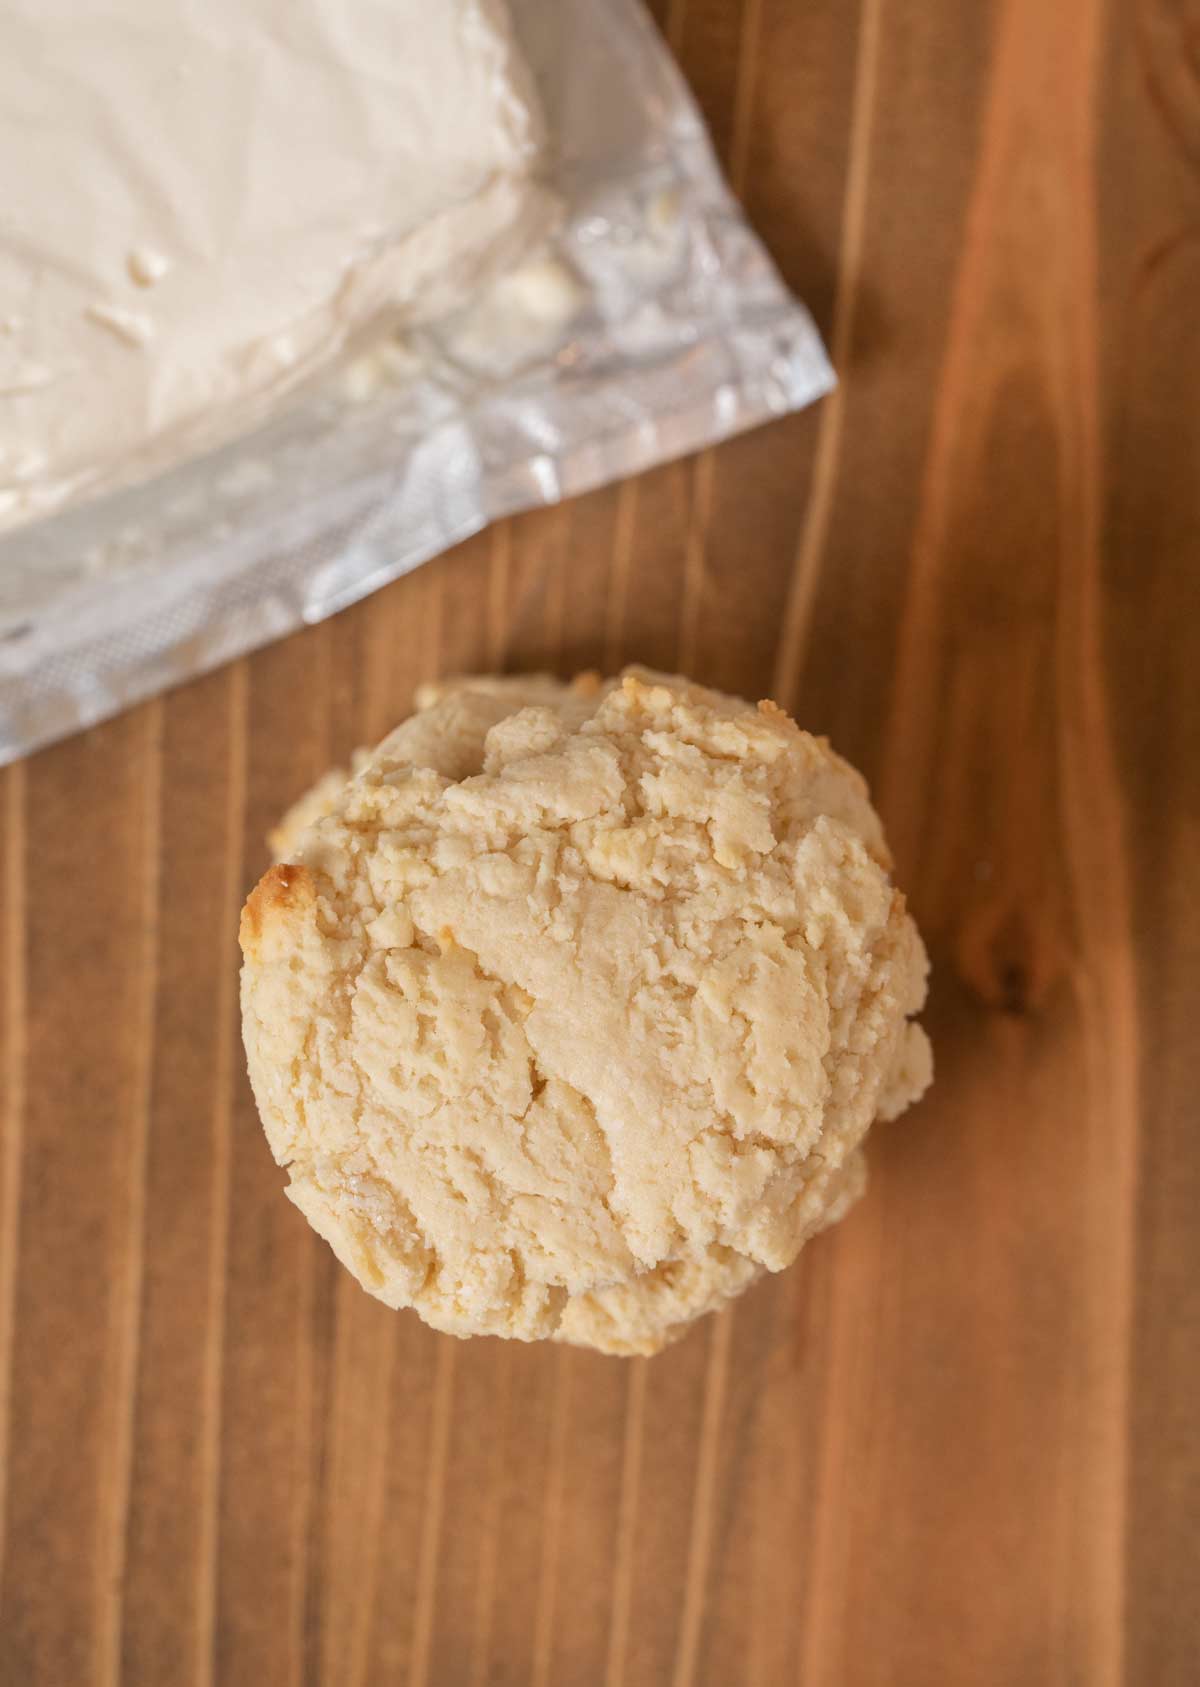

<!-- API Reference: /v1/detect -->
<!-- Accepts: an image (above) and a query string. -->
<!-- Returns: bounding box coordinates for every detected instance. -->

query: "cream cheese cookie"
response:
[241,671,931,1355]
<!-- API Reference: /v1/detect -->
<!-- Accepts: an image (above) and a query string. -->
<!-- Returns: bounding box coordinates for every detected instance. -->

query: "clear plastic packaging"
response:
[0,0,832,764]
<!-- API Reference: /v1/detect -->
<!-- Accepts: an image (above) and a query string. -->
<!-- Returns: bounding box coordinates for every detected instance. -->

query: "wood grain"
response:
[1,1,1197,1681]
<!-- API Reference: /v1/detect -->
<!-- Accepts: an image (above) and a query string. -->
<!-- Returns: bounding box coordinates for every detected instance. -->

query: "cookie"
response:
[241,671,931,1354]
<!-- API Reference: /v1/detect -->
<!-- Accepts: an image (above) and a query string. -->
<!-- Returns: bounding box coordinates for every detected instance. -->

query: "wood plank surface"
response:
[2,1,1198,1681]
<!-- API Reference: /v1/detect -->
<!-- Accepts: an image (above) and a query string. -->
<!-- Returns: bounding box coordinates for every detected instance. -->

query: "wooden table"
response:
[2,2,1197,1682]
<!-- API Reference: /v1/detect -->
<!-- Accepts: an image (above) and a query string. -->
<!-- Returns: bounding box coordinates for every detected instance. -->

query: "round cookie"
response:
[240,671,931,1354]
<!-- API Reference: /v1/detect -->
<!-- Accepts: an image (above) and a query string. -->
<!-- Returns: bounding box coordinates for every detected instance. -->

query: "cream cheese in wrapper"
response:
[0,0,834,765]
[0,0,547,529]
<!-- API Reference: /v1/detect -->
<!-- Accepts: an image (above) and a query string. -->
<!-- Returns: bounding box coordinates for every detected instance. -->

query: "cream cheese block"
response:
[0,0,545,530]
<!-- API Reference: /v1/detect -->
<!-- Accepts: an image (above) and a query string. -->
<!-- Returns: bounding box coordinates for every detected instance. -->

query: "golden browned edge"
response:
[238,862,315,960]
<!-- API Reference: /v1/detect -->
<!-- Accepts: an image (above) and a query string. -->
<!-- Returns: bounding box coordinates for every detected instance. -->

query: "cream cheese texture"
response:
[0,0,544,530]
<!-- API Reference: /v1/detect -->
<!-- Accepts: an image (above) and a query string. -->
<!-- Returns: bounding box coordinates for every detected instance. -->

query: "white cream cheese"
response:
[0,0,545,531]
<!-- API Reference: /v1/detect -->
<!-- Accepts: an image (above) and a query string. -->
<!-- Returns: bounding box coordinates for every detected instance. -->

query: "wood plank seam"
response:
[98,700,163,1687]
[0,763,26,1603]
[529,1344,573,1687]
[674,0,761,686]
[408,1337,456,1687]
[604,483,641,674]
[467,1347,513,1687]
[772,0,887,708]
[195,662,249,1687]
[604,1358,649,1687]
[672,1308,736,1687]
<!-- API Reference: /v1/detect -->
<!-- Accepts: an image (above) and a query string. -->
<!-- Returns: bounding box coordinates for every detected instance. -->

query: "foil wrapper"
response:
[0,0,832,765]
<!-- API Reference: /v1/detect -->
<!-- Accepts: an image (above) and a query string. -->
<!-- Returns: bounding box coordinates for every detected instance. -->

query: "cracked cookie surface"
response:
[241,670,931,1354]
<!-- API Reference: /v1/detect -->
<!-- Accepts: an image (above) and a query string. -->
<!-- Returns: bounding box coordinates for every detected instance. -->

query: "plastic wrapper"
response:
[0,0,832,765]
